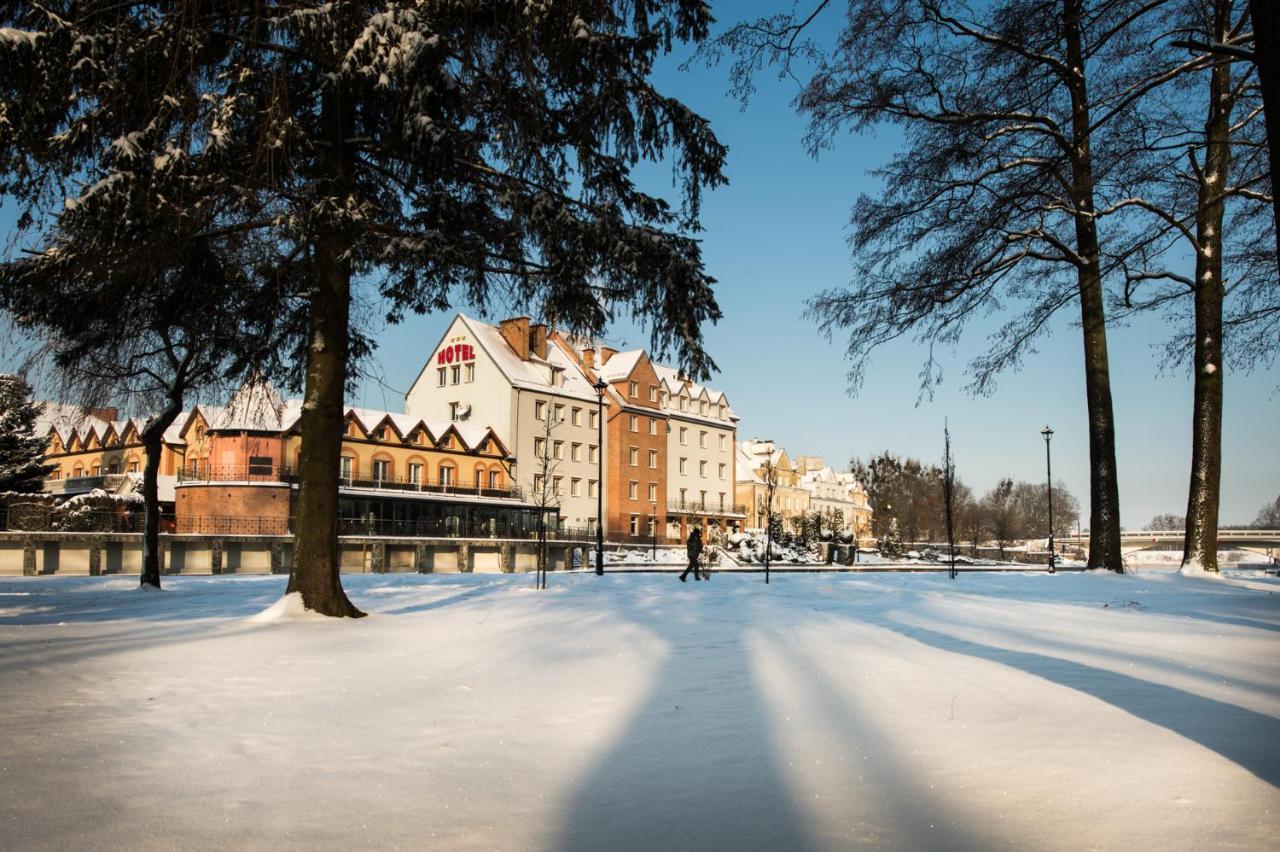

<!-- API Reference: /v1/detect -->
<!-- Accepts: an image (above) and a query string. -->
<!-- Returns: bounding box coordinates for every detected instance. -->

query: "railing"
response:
[665,498,748,517]
[43,474,131,495]
[178,464,525,502]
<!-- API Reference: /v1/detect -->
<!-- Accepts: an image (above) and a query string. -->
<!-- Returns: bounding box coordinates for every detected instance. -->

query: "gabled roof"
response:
[457,314,600,402]
[595,349,645,382]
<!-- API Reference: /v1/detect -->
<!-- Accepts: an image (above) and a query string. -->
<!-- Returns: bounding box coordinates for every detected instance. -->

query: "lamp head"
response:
[1041,425,1054,440]
[593,378,609,395]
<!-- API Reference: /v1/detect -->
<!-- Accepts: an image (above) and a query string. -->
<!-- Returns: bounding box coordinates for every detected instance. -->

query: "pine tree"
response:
[0,375,52,493]
[1,2,727,616]
[880,517,904,560]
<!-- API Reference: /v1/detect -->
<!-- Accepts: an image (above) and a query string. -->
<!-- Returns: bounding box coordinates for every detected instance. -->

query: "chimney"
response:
[529,323,548,360]
[599,346,618,364]
[582,348,595,369]
[90,407,119,422]
[498,317,531,361]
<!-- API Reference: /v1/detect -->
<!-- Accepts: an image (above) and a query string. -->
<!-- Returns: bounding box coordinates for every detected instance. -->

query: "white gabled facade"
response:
[652,363,741,536]
[405,315,604,530]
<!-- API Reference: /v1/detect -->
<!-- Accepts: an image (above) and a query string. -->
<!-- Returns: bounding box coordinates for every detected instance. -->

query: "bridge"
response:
[1059,529,1280,559]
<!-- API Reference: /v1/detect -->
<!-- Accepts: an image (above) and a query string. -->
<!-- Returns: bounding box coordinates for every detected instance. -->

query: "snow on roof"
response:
[735,445,765,484]
[459,314,599,402]
[209,380,289,431]
[595,349,645,382]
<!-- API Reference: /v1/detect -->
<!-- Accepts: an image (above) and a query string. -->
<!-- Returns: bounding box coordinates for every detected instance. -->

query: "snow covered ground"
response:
[1,569,1277,851]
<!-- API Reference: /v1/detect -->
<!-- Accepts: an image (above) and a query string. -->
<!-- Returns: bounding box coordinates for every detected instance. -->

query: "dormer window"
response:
[628,381,638,398]
[550,366,564,386]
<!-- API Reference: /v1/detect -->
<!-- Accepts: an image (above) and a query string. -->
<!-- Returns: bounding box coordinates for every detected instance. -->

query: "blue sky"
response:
[3,5,1276,527]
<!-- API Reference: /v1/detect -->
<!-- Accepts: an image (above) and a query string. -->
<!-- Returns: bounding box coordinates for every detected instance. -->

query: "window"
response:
[699,430,708,448]
[553,476,563,495]
[534,474,544,494]
[648,482,657,501]
[699,460,708,477]
[553,403,565,423]
[589,410,599,429]
[489,469,500,489]
[571,478,581,497]
[629,447,639,466]
[700,401,708,415]
[589,444,599,463]
[449,401,461,420]
[629,415,638,432]
[628,481,638,499]
[340,457,353,481]
[719,492,726,509]
[679,457,687,475]
[373,459,390,483]
[451,365,461,384]
[437,367,447,387]
[248,456,273,476]
[679,427,687,445]
[128,460,139,473]
[535,400,547,420]
[534,437,546,457]
[465,364,475,383]
[648,418,657,435]
[629,515,639,535]
[588,479,598,498]
[660,391,668,406]
[553,440,564,460]
[571,442,582,462]
[648,449,658,469]
[629,381,639,398]
[440,465,455,486]
[571,407,582,426]
[700,490,707,505]
[719,462,727,479]
[408,463,422,485]
[719,404,726,419]
[649,385,658,402]
[719,434,727,451]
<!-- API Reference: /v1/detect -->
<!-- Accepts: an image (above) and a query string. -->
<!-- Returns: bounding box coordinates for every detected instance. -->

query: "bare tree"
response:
[1112,0,1274,572]
[759,456,780,585]
[704,0,1189,572]
[530,406,564,589]
[942,424,958,580]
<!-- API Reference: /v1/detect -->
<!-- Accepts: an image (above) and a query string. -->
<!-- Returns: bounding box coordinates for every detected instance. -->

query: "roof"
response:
[458,314,601,402]
[595,349,645,382]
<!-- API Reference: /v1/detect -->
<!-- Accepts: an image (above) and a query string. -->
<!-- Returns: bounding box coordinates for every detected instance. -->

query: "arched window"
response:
[73,464,84,478]
[488,465,504,490]
[439,462,455,487]
[474,463,487,489]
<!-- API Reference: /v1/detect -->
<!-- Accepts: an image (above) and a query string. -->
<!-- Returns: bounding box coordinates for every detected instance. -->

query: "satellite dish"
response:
[456,403,471,419]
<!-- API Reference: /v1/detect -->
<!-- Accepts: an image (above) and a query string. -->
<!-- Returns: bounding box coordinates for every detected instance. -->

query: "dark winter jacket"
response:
[686,532,703,559]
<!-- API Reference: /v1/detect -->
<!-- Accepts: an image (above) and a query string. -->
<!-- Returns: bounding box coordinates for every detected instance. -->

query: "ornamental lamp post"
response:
[1042,425,1056,573]
[594,377,609,575]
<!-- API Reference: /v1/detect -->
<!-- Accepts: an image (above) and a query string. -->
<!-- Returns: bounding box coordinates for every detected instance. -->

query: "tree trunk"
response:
[139,396,183,589]
[1065,0,1124,571]
[286,86,364,618]
[1246,0,1280,270]
[1183,1,1233,572]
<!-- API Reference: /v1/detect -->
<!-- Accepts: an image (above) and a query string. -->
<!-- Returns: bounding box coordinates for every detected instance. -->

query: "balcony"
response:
[666,498,748,518]
[178,464,525,503]
[44,474,130,496]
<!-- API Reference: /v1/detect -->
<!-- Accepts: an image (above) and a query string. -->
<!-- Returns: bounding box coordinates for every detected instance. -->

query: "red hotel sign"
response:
[437,343,475,365]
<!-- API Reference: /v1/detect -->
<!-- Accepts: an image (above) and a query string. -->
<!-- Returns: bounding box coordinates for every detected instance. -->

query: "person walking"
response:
[679,528,704,582]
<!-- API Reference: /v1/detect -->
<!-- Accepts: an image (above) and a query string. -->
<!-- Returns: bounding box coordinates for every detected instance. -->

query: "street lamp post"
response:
[594,377,608,575]
[1042,425,1055,573]
[651,500,658,560]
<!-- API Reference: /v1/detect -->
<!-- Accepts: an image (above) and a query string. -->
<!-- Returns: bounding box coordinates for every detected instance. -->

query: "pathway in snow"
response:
[1,569,1276,850]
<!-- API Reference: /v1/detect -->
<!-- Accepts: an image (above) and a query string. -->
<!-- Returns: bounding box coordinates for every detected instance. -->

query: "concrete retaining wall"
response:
[0,532,592,577]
